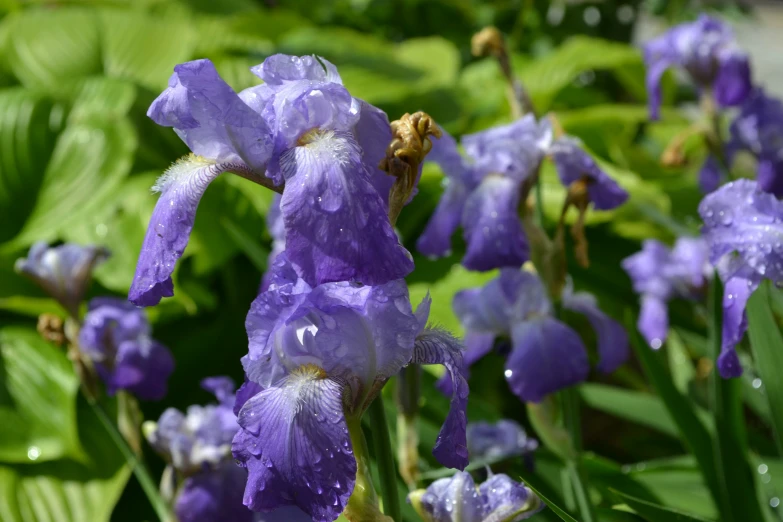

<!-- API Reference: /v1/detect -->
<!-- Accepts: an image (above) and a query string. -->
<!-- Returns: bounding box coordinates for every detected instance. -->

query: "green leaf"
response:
[4,8,102,90]
[610,489,714,522]
[708,277,765,522]
[581,383,679,438]
[99,9,197,91]
[393,37,460,91]
[747,280,783,457]
[0,88,61,242]
[625,314,723,508]
[0,396,131,522]
[7,99,137,249]
[0,327,84,463]
[517,472,578,522]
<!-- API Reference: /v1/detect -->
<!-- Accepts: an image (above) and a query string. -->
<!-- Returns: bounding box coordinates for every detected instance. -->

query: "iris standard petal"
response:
[461,176,528,272]
[642,37,675,120]
[233,367,354,522]
[412,326,469,470]
[562,291,629,373]
[699,179,783,283]
[279,130,413,286]
[130,156,247,306]
[251,54,342,86]
[506,318,589,403]
[148,59,272,171]
[416,471,485,522]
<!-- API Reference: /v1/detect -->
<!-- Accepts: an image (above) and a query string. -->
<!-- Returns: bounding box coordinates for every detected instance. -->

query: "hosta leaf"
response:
[3,8,102,90]
[0,88,61,242]
[0,327,83,463]
[0,396,131,522]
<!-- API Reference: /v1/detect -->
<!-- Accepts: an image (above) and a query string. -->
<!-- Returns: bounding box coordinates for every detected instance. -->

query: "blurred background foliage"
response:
[0,0,775,521]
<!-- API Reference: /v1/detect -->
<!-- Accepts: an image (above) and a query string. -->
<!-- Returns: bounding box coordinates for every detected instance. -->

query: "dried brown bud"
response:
[557,177,592,269]
[472,26,506,58]
[379,112,441,226]
[37,313,65,345]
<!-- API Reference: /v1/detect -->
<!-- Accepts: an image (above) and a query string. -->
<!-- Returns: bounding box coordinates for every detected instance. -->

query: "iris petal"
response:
[562,291,629,373]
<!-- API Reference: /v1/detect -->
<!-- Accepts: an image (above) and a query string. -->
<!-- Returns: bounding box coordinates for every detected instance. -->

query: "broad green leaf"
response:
[4,8,102,90]
[0,88,61,242]
[628,457,717,520]
[747,280,783,457]
[0,327,83,463]
[516,472,578,522]
[0,396,131,522]
[8,112,137,249]
[99,9,197,91]
[581,383,679,438]
[708,277,765,522]
[626,314,722,508]
[394,37,460,91]
[610,489,714,522]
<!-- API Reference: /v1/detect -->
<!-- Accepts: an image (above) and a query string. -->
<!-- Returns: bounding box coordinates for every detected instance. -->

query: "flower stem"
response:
[396,365,421,488]
[89,397,174,522]
[561,387,596,522]
[368,396,401,522]
[345,415,387,522]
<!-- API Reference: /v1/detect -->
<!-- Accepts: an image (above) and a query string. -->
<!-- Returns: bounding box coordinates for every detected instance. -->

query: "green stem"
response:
[534,174,545,228]
[89,398,173,522]
[561,388,596,522]
[708,277,764,522]
[396,365,421,488]
[368,396,401,521]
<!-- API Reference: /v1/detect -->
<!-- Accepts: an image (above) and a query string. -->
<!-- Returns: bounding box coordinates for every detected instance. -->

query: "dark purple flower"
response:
[131,55,411,306]
[453,269,626,402]
[79,298,173,400]
[417,116,551,271]
[699,179,783,377]
[15,242,109,317]
[466,419,538,461]
[699,155,722,193]
[643,14,752,119]
[175,461,253,522]
[408,471,543,522]
[550,137,628,210]
[233,267,466,521]
[729,88,783,197]
[623,238,711,348]
[145,377,238,472]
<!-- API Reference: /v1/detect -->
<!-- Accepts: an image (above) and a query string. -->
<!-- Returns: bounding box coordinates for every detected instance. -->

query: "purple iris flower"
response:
[130,55,411,306]
[408,471,544,522]
[466,419,538,462]
[451,269,628,403]
[698,155,722,194]
[416,116,552,271]
[643,14,752,120]
[622,237,711,348]
[728,88,783,197]
[232,263,468,521]
[79,298,173,400]
[550,136,628,210]
[699,179,783,377]
[15,242,109,317]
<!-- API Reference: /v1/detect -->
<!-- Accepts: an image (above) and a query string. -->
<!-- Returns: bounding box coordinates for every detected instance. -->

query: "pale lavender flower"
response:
[643,14,752,119]
[79,298,173,400]
[408,471,543,522]
[699,179,783,377]
[15,242,108,317]
[466,419,538,462]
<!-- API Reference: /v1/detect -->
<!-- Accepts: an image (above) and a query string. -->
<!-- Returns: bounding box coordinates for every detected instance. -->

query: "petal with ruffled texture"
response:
[506,318,589,403]
[461,176,528,272]
[148,59,272,171]
[416,472,485,522]
[699,179,783,283]
[413,325,469,470]
[480,474,541,521]
[562,291,629,373]
[233,368,354,522]
[280,130,413,287]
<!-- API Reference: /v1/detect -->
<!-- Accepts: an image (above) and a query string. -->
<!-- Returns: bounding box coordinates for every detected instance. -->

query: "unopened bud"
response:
[37,313,65,345]
[471,26,506,58]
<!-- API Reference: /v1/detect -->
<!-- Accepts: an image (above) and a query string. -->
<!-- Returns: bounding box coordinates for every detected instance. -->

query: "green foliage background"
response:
[0,1,777,521]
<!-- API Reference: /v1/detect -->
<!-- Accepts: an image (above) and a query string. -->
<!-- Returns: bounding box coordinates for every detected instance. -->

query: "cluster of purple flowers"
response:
[418,115,628,271]
[635,15,783,377]
[15,243,174,400]
[131,54,472,521]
